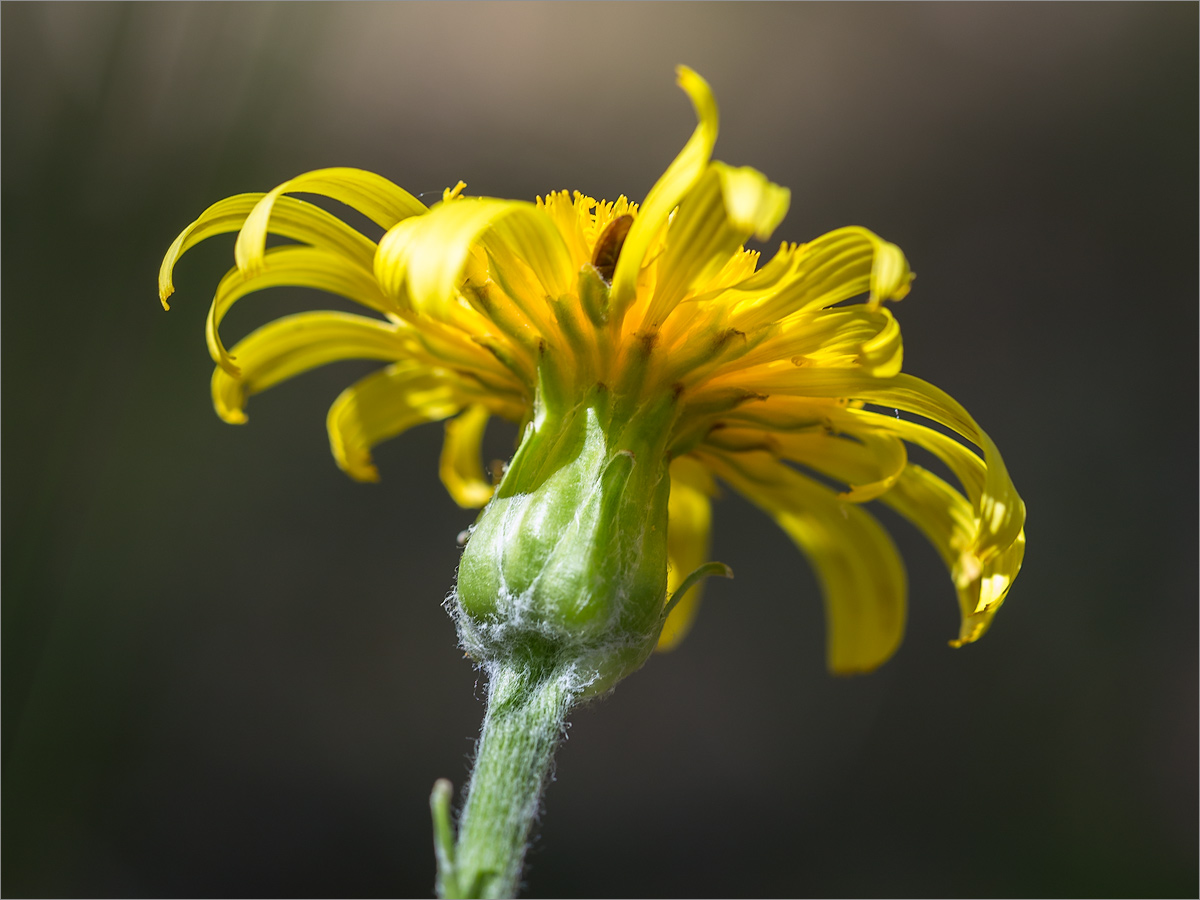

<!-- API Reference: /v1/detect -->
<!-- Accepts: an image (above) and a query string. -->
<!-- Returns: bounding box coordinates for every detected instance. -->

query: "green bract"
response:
[455,382,676,698]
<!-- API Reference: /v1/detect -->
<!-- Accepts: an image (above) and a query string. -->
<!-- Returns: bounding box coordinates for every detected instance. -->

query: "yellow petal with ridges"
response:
[211,311,408,424]
[610,65,719,320]
[705,370,1024,567]
[880,465,1025,645]
[721,396,1008,595]
[160,193,378,308]
[439,404,495,508]
[856,307,903,377]
[837,406,987,507]
[376,198,572,335]
[715,164,791,240]
[658,456,716,651]
[701,425,906,503]
[967,532,1025,628]
[235,168,427,278]
[701,449,906,674]
[207,246,395,375]
[775,429,908,503]
[723,306,901,377]
[642,162,789,329]
[327,362,466,483]
[729,397,988,510]
[728,228,912,330]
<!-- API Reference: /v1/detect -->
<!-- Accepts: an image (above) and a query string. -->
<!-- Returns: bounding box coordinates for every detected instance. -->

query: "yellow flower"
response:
[161,66,1025,676]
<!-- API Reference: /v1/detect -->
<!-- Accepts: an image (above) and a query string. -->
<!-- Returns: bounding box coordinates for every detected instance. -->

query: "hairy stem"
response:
[440,663,576,899]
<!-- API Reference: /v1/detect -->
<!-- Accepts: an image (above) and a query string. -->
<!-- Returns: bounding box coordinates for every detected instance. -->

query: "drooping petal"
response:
[642,162,789,329]
[727,227,912,330]
[236,168,428,277]
[206,246,395,374]
[211,311,408,424]
[160,193,377,308]
[702,424,907,503]
[327,362,466,483]
[375,198,572,337]
[717,305,902,380]
[439,404,495,508]
[658,456,717,651]
[839,406,987,509]
[880,464,1026,646]
[725,398,986,511]
[855,307,904,377]
[700,449,906,674]
[704,370,1025,567]
[720,396,1015,592]
[609,65,719,320]
[778,430,908,503]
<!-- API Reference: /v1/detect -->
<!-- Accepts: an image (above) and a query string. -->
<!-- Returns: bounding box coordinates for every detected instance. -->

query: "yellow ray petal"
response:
[725,398,987,509]
[439,404,495,508]
[776,429,908,503]
[700,448,906,674]
[721,396,1016,599]
[327,362,465,483]
[716,396,849,434]
[727,227,912,330]
[641,162,789,329]
[206,245,395,375]
[855,306,903,377]
[609,65,719,321]
[235,168,427,277]
[703,424,906,503]
[705,370,1024,567]
[658,456,716,651]
[880,464,1026,644]
[159,193,377,308]
[838,406,987,507]
[720,306,902,379]
[375,198,572,335]
[211,311,408,424]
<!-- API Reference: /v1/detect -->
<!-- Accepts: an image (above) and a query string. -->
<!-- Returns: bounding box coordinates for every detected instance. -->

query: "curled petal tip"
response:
[216,408,248,425]
[828,661,882,677]
[674,66,717,125]
[949,619,988,648]
[336,451,382,482]
[351,465,381,484]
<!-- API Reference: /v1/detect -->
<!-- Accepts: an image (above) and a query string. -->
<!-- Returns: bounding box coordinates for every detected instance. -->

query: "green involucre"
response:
[454,384,677,698]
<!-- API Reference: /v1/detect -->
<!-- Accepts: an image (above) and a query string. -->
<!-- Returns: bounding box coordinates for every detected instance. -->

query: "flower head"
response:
[162,67,1025,682]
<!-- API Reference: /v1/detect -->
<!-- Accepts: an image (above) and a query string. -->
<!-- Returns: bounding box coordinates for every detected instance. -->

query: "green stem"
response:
[439,662,576,899]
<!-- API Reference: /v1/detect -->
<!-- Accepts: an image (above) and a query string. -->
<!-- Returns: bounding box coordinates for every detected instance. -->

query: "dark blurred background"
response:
[3,3,1196,897]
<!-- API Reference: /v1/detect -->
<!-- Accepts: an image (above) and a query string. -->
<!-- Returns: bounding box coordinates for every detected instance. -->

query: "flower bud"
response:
[454,385,676,698]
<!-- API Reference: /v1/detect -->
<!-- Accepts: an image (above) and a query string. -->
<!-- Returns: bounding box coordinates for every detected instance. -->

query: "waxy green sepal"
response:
[454,383,677,699]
